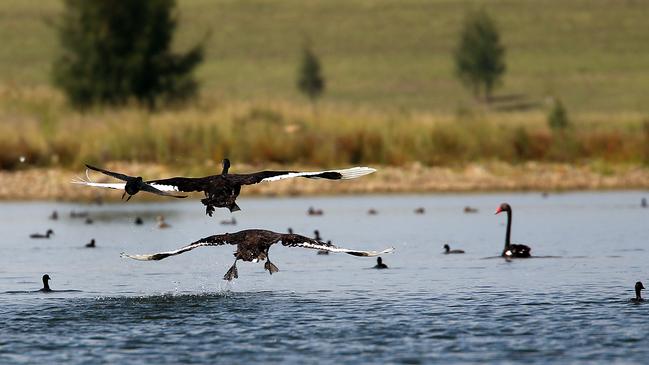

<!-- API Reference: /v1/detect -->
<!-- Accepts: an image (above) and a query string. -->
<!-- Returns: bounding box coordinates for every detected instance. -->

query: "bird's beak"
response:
[494,207,503,215]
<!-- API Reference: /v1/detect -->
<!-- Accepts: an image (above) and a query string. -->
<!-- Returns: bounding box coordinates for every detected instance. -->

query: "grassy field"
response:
[0,0,648,178]
[0,0,648,113]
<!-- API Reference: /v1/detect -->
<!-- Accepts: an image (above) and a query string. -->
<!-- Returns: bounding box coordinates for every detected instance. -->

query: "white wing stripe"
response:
[297,242,395,256]
[261,167,376,183]
[148,183,181,192]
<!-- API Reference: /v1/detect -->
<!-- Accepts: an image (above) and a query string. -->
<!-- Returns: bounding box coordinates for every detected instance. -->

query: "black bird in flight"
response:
[74,159,376,216]
[121,229,394,281]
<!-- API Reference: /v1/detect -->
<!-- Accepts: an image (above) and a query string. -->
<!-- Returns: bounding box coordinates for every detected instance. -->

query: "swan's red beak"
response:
[494,207,503,215]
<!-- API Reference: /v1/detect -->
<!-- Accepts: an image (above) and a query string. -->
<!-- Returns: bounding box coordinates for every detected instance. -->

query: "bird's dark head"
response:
[314,230,320,239]
[287,228,293,234]
[42,274,50,283]
[443,244,450,252]
[377,257,383,264]
[135,176,143,182]
[495,203,511,215]
[46,229,54,235]
[221,158,231,175]
[637,281,645,291]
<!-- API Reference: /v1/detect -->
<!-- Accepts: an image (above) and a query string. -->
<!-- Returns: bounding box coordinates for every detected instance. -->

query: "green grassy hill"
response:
[1,0,648,113]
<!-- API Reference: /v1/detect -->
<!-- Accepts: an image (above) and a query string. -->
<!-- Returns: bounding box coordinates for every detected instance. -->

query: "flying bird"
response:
[74,159,376,215]
[121,229,394,281]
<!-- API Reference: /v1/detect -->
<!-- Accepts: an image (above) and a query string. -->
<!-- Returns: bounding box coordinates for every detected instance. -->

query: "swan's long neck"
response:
[504,209,512,248]
[636,287,643,300]
[42,278,50,291]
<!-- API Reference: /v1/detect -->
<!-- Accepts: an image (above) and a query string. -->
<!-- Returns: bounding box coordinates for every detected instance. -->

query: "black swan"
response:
[443,244,465,254]
[30,229,54,239]
[74,159,375,215]
[414,207,425,214]
[631,281,645,302]
[85,239,96,248]
[121,229,394,281]
[495,203,531,258]
[40,274,52,292]
[367,208,378,215]
[373,257,388,269]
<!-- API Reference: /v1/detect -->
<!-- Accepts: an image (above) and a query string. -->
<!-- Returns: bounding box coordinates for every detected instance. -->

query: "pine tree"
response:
[454,10,506,102]
[52,0,204,109]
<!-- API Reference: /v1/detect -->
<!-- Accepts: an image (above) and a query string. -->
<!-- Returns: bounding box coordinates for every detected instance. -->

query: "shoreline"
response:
[0,162,647,201]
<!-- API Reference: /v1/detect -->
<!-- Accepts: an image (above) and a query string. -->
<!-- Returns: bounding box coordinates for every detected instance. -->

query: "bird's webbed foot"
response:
[223,261,238,281]
[202,200,215,217]
[264,260,279,275]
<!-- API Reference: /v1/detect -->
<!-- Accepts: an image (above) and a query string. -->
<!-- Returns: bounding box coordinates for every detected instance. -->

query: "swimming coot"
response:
[30,229,54,239]
[631,281,645,303]
[40,274,52,292]
[373,257,388,269]
[443,244,465,254]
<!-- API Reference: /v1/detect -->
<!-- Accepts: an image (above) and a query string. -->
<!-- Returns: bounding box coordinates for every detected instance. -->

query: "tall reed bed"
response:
[0,87,647,171]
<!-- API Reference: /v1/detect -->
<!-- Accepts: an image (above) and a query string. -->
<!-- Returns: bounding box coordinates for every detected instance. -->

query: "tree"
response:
[52,0,204,109]
[454,10,506,102]
[547,98,570,131]
[297,45,325,104]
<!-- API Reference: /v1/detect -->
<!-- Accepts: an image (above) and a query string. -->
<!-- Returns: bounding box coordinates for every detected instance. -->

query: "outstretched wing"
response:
[280,234,394,257]
[138,182,188,198]
[73,166,187,197]
[230,167,377,186]
[121,233,234,261]
[85,164,133,181]
[145,176,213,193]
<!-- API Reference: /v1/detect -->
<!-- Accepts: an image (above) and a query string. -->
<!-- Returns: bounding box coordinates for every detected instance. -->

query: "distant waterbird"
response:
[40,274,52,292]
[121,229,394,281]
[156,215,170,229]
[49,210,58,220]
[220,217,237,225]
[631,281,645,303]
[30,229,54,239]
[495,203,531,258]
[373,257,388,269]
[74,159,375,216]
[414,207,425,215]
[443,244,465,254]
[464,206,478,214]
[307,207,324,216]
[85,239,96,248]
[314,230,329,255]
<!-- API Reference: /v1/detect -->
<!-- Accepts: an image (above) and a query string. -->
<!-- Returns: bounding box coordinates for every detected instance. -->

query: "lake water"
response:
[1,192,648,364]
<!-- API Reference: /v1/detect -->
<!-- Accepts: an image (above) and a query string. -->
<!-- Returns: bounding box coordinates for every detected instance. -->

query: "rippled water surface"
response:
[1,192,648,364]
